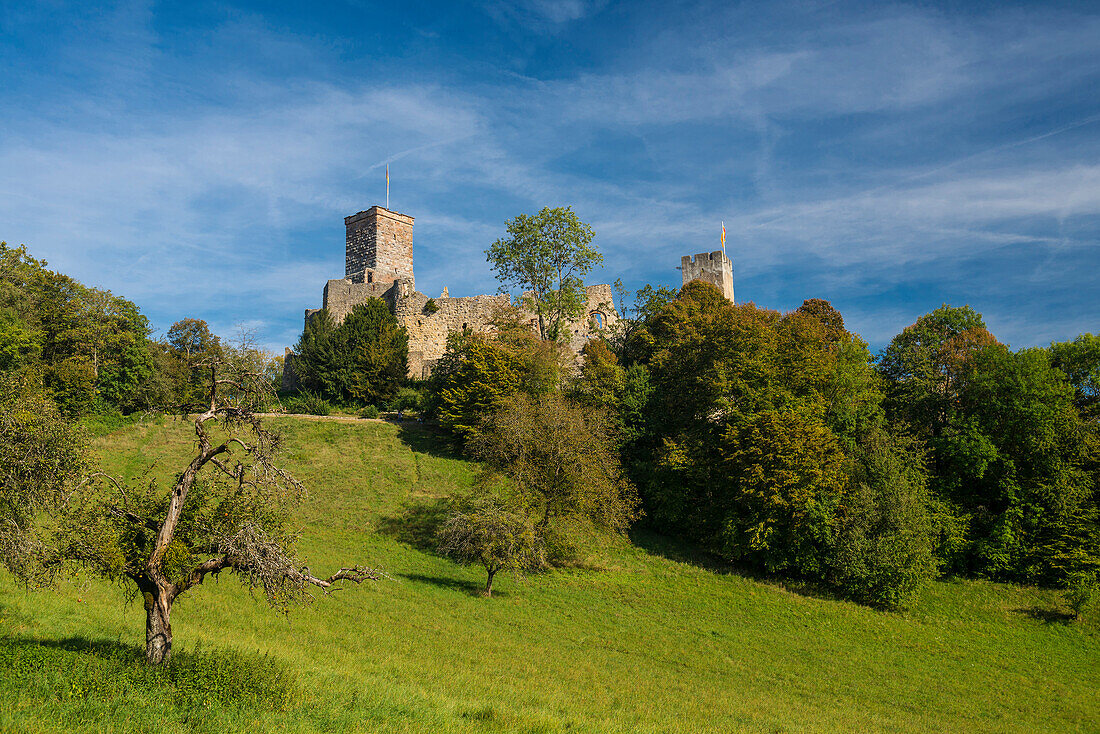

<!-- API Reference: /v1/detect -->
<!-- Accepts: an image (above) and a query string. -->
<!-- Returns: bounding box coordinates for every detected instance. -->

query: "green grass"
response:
[2,416,1098,733]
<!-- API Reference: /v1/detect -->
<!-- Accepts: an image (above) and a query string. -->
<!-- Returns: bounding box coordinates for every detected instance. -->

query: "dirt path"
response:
[255,412,392,423]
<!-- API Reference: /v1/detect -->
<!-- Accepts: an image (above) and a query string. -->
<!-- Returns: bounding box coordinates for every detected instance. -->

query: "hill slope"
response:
[1,417,1098,733]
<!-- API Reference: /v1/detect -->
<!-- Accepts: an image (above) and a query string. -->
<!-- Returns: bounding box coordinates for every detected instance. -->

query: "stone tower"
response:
[681,251,734,303]
[344,206,415,287]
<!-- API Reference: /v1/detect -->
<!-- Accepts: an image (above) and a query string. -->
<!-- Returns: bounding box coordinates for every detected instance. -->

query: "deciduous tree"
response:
[58,343,380,664]
[485,207,602,342]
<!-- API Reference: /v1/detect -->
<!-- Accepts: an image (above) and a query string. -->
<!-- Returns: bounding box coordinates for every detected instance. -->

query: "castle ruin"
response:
[290,205,619,381]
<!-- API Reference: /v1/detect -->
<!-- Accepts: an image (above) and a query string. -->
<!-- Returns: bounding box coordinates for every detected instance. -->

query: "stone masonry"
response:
[682,251,734,302]
[288,205,620,382]
[345,207,415,287]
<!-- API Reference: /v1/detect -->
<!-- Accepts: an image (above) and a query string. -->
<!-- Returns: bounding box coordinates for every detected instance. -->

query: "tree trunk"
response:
[144,590,172,665]
[485,568,496,597]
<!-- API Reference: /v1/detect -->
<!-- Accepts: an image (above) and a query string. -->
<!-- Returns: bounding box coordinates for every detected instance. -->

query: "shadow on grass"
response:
[0,632,295,707]
[399,573,488,597]
[628,527,848,606]
[1014,606,1076,624]
[394,421,464,462]
[376,496,455,552]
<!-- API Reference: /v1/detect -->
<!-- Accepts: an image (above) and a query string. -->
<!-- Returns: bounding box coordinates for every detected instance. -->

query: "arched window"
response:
[590,312,605,330]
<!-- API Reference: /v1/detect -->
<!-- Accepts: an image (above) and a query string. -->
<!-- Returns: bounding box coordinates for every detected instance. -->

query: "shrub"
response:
[1066,572,1098,619]
[390,386,423,413]
[424,298,440,314]
[359,405,380,419]
[283,390,331,416]
[828,430,937,609]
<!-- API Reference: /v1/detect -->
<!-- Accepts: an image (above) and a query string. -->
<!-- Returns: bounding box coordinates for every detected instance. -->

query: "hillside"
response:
[1,416,1098,733]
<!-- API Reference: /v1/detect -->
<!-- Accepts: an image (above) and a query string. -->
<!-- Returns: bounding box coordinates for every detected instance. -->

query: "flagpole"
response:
[386,164,390,210]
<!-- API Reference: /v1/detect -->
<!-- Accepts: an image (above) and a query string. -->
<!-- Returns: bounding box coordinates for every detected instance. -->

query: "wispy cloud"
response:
[1,0,1097,352]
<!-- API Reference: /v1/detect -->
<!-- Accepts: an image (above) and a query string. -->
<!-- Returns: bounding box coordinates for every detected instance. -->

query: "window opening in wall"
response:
[590,312,605,329]
[462,323,468,330]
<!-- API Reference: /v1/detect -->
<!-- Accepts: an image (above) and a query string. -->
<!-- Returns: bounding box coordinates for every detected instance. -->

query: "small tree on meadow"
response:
[437,494,544,596]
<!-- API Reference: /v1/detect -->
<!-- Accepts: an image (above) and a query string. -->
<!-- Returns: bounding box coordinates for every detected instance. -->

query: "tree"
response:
[292,301,408,406]
[167,318,221,361]
[877,305,996,437]
[467,393,640,532]
[437,494,545,597]
[485,206,602,342]
[425,308,564,441]
[1049,333,1100,420]
[0,242,155,415]
[58,343,380,664]
[624,281,936,604]
[0,373,89,584]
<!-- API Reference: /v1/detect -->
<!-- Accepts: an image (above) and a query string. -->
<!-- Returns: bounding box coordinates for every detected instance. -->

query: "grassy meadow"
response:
[1,416,1098,733]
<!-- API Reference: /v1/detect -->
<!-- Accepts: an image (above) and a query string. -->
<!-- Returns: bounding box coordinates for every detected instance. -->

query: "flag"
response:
[721,221,726,253]
[386,164,390,209]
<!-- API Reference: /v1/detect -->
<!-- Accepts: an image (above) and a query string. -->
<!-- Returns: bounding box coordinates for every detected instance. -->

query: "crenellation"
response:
[682,251,734,302]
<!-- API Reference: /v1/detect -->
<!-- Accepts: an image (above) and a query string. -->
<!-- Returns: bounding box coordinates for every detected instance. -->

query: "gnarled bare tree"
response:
[62,340,379,664]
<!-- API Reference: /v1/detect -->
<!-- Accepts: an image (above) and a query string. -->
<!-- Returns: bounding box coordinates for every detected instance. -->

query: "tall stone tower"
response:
[344,206,415,287]
[681,251,734,303]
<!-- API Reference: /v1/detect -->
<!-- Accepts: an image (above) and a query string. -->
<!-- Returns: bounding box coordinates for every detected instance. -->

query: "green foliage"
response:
[293,300,409,406]
[880,308,1100,587]
[485,206,602,342]
[390,386,423,413]
[877,304,995,437]
[467,392,640,532]
[423,298,440,315]
[0,372,89,583]
[1049,333,1100,419]
[0,242,154,415]
[714,407,848,576]
[436,493,545,596]
[1065,572,1098,619]
[359,404,380,419]
[426,310,563,441]
[625,284,935,604]
[284,390,332,416]
[829,429,938,608]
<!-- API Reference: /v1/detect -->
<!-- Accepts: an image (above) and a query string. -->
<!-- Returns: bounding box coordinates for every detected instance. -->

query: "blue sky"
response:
[1,0,1098,352]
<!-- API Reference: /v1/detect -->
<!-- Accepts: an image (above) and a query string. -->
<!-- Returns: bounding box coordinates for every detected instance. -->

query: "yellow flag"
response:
[721,221,726,252]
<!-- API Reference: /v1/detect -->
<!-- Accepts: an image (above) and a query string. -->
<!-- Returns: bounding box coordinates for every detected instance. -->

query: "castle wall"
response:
[682,251,734,302]
[394,292,512,379]
[321,278,399,324]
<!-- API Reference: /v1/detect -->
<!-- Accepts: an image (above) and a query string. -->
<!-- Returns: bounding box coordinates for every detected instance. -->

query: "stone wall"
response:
[321,278,400,324]
[345,207,414,286]
[395,291,512,379]
[682,251,734,302]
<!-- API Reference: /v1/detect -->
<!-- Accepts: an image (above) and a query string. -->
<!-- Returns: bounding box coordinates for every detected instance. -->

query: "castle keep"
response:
[292,205,620,381]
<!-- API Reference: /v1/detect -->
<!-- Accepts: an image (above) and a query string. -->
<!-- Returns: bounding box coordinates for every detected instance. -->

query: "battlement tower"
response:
[345,206,414,287]
[681,251,734,303]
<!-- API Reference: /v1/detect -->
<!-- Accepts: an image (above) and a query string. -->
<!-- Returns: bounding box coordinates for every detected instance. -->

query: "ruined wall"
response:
[561,283,618,352]
[682,251,734,302]
[321,278,400,324]
[394,291,512,379]
[345,207,414,287]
